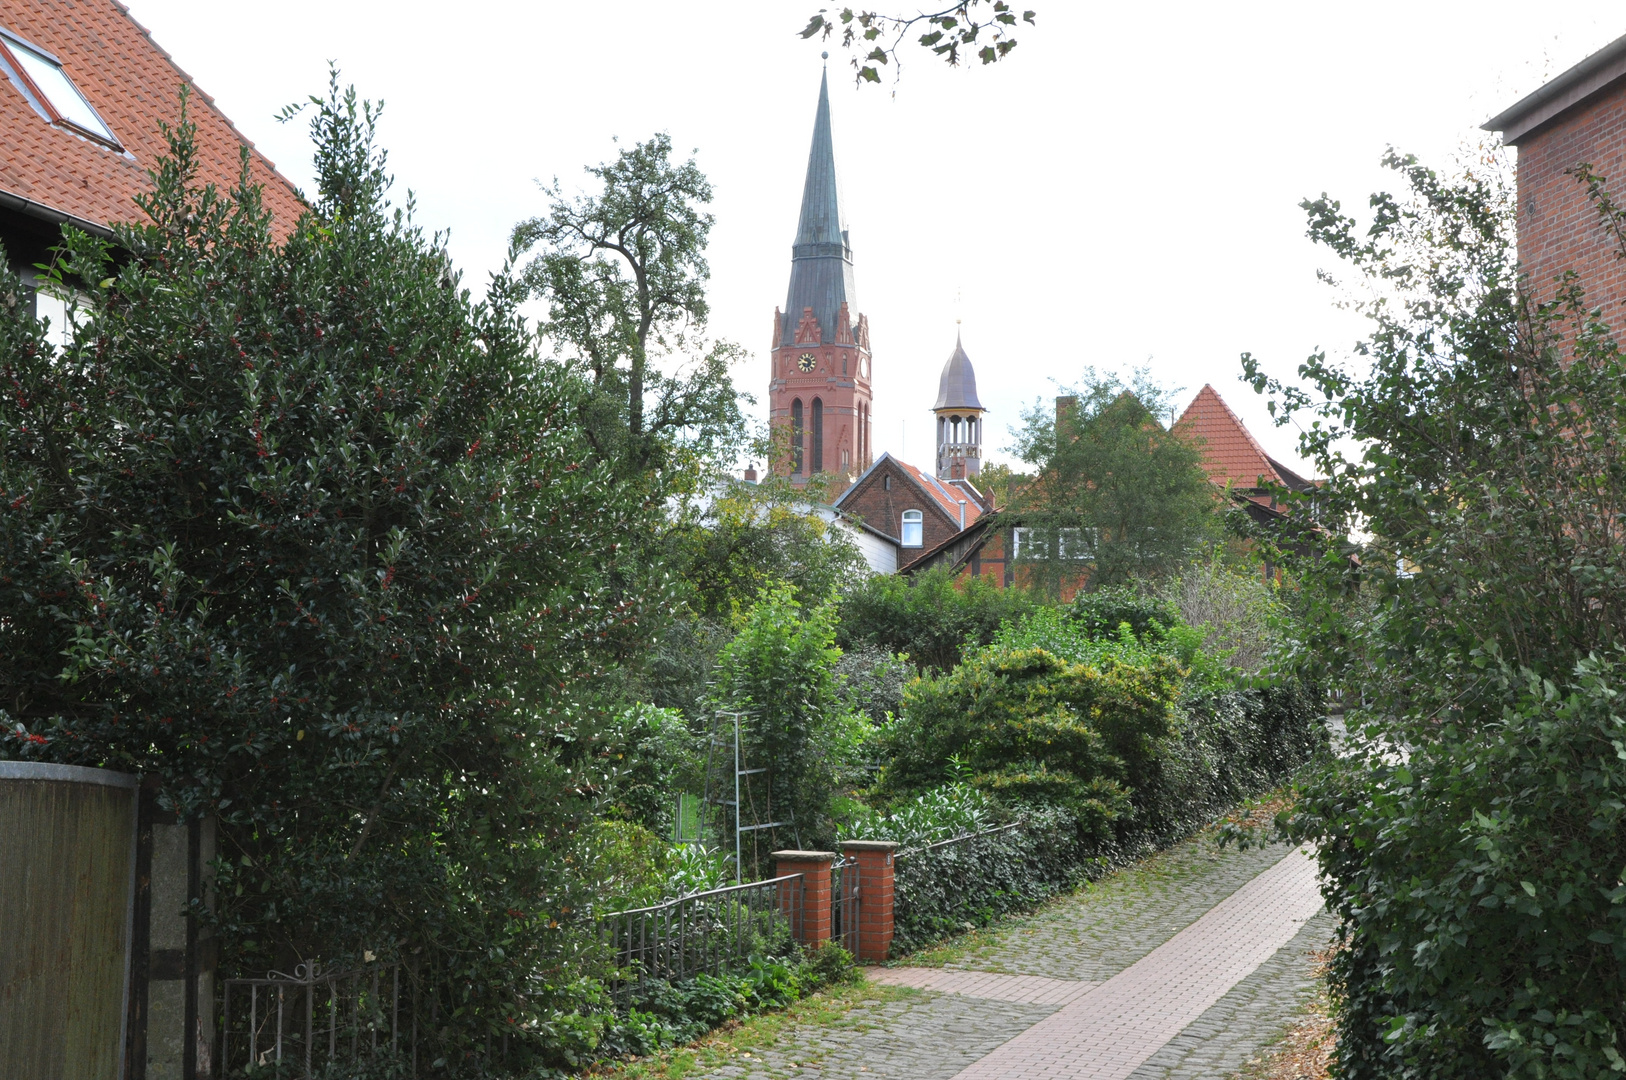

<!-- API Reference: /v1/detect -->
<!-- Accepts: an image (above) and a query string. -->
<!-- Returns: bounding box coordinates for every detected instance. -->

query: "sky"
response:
[120,1,1624,475]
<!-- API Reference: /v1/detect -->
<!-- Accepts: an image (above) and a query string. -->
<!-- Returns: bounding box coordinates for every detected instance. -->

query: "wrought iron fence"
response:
[600,872,803,991]
[830,855,861,955]
[220,960,412,1078]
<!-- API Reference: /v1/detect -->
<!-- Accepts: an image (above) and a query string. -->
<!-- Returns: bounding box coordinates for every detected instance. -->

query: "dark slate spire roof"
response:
[933,330,984,411]
[781,67,858,347]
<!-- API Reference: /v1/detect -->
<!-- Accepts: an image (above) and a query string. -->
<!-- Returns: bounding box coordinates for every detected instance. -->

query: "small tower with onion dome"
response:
[933,327,985,480]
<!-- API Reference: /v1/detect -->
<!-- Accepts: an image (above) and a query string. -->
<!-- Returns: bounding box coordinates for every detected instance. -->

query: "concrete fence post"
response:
[841,840,899,962]
[771,850,835,947]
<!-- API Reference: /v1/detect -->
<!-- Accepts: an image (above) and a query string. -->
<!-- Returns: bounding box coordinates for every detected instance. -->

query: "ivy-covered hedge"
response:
[891,808,1098,952]
[890,683,1324,953]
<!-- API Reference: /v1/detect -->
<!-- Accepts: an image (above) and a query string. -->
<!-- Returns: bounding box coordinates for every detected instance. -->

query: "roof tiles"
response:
[1174,384,1297,493]
[0,0,304,236]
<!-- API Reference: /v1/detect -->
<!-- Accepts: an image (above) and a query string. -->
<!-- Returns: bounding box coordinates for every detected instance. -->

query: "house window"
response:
[1058,528,1098,561]
[811,397,824,474]
[901,509,923,547]
[0,29,121,148]
[791,399,804,474]
[1012,527,1033,560]
[883,474,891,491]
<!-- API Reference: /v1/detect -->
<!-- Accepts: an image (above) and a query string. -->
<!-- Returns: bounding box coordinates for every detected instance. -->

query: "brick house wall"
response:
[1486,37,1626,319]
[1513,82,1626,317]
[836,456,968,558]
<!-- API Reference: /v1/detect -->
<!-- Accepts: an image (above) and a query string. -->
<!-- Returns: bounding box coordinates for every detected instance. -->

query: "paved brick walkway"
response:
[870,968,1102,1006]
[949,846,1322,1079]
[680,837,1328,1080]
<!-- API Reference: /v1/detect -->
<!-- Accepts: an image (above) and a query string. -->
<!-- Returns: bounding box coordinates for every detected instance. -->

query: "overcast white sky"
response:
[122,1,1622,474]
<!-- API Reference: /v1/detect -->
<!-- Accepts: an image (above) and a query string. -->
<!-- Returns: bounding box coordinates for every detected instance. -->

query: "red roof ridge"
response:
[1174,383,1283,490]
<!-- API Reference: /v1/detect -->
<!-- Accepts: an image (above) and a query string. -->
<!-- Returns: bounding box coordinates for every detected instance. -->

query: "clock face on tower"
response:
[797,353,817,373]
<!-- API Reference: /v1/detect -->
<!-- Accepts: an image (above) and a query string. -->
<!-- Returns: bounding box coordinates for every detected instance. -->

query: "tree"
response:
[512,134,745,479]
[0,81,652,1061]
[677,470,868,621]
[1010,371,1222,594]
[1245,151,1626,1078]
[801,3,1037,85]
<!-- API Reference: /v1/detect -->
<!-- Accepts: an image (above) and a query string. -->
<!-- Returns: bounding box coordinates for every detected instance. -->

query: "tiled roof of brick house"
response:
[892,456,987,527]
[0,0,304,237]
[1174,384,1315,495]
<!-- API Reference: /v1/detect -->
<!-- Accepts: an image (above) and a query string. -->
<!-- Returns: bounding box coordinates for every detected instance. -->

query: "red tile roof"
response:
[893,457,986,528]
[1174,384,1312,493]
[0,0,304,235]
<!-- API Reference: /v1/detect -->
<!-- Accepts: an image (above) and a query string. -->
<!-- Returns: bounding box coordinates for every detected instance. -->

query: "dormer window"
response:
[901,509,923,548]
[0,28,121,149]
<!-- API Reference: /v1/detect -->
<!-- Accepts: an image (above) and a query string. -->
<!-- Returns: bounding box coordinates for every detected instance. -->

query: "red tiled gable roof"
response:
[0,0,304,235]
[893,457,985,528]
[1174,384,1292,492]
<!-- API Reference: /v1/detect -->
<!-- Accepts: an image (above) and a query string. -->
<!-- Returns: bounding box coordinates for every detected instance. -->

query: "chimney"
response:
[743,465,758,484]
[958,499,966,529]
[1056,395,1078,425]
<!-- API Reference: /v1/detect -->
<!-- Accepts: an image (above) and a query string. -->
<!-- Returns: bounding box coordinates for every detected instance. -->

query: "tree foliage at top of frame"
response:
[801,2,1036,86]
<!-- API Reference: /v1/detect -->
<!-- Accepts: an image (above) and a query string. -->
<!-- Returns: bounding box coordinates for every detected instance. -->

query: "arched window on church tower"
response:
[791,399,804,474]
[811,398,824,474]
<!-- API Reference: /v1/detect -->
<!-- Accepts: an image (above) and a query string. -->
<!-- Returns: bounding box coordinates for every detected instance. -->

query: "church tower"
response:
[933,328,985,479]
[770,64,873,485]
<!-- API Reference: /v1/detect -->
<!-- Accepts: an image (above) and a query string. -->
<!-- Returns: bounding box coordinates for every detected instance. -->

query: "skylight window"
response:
[0,28,120,148]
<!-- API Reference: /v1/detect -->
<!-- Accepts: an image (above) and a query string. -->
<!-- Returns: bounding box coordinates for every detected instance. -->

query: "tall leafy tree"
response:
[0,80,651,1058]
[511,134,744,479]
[1010,371,1221,594]
[1247,152,1626,1079]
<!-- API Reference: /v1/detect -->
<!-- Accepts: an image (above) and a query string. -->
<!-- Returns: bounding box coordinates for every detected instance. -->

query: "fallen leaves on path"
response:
[1230,946,1335,1080]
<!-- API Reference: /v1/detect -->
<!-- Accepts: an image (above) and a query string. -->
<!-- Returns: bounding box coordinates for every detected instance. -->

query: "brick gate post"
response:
[841,840,899,962]
[772,850,836,946]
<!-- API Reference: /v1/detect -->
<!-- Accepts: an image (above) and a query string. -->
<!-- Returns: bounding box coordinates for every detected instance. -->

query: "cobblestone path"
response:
[686,836,1329,1080]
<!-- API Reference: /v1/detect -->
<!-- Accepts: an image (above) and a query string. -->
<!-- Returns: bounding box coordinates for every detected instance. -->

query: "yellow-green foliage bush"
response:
[876,646,1182,841]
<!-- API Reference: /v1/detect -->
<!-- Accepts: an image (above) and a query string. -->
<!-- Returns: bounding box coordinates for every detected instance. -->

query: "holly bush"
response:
[0,81,660,1066]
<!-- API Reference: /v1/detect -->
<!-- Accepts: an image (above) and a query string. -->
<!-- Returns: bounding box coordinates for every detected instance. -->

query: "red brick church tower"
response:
[770,64,873,484]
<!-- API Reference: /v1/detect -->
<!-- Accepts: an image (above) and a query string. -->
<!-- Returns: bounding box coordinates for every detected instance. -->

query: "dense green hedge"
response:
[890,683,1324,953]
[891,808,1098,952]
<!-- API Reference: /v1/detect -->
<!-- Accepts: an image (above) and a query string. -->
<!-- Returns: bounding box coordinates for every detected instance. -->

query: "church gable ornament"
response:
[794,306,823,345]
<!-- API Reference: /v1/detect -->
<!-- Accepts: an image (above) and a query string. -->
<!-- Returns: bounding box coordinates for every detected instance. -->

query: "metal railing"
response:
[600,872,803,990]
[831,855,861,955]
[894,820,1025,863]
[220,960,411,1078]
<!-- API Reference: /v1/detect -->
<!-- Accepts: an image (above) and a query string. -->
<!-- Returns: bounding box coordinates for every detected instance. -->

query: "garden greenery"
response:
[0,83,660,1067]
[1247,150,1626,1077]
[836,565,1040,671]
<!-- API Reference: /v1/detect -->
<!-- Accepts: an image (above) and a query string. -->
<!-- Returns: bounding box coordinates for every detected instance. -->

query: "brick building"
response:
[831,452,989,568]
[1485,33,1626,317]
[768,63,874,485]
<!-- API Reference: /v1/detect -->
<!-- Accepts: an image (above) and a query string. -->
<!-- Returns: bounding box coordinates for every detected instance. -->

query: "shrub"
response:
[837,566,1042,672]
[596,948,850,1061]
[1066,586,1181,641]
[1245,150,1626,1077]
[890,806,1101,952]
[0,84,652,1063]
[1297,664,1626,1080]
[876,644,1183,840]
[837,781,1000,846]
[1156,556,1284,674]
[704,584,869,864]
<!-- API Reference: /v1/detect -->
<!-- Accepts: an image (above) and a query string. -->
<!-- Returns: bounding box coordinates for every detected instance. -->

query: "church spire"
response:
[781,65,858,347]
